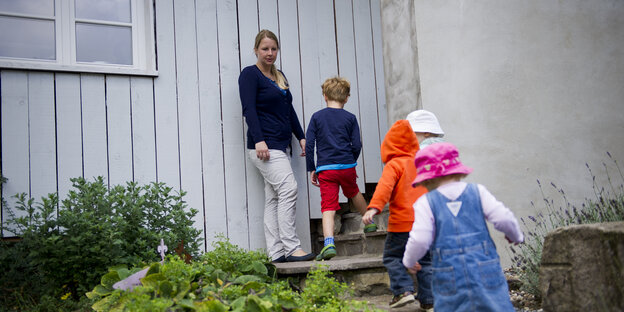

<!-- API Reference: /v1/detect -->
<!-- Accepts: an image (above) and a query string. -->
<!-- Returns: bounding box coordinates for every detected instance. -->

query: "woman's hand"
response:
[299,139,306,157]
[255,141,270,160]
[310,171,319,187]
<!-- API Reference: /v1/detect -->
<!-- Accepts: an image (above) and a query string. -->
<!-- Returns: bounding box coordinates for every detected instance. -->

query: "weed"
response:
[510,153,624,300]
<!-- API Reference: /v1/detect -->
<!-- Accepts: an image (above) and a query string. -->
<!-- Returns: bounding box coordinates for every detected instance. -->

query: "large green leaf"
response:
[252,261,268,275]
[92,295,122,312]
[277,297,299,310]
[175,280,191,301]
[86,285,112,299]
[101,271,121,289]
[115,267,132,280]
[159,281,174,298]
[211,269,228,282]
[176,298,196,309]
[195,299,229,312]
[246,295,274,312]
[233,275,263,285]
[242,281,265,293]
[230,296,246,311]
[141,273,166,289]
[146,262,161,276]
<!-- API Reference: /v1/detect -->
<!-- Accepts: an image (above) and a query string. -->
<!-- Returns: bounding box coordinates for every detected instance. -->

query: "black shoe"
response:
[285,252,315,262]
[271,255,286,263]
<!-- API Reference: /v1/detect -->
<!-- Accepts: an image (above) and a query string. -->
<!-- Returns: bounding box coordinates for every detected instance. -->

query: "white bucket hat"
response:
[406,110,445,136]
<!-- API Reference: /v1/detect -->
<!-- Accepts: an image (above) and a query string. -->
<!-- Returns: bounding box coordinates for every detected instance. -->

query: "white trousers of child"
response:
[247,149,301,259]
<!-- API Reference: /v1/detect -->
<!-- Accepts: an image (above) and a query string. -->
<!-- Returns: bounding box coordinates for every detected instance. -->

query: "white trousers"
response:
[247,149,302,259]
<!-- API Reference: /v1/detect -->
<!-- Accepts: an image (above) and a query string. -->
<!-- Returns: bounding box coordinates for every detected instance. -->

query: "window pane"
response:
[76,22,131,65]
[75,0,130,23]
[0,0,54,16]
[0,16,55,60]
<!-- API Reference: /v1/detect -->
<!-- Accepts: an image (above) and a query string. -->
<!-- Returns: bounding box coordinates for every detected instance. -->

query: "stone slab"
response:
[275,255,384,275]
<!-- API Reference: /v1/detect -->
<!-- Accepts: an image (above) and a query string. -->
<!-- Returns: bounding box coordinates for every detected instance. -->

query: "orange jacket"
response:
[367,120,427,232]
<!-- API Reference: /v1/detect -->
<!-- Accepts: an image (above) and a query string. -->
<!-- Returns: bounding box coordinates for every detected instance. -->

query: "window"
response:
[0,0,156,76]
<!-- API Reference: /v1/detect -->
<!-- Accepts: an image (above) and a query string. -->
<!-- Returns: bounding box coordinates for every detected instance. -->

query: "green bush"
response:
[87,238,381,312]
[510,153,624,300]
[0,176,202,311]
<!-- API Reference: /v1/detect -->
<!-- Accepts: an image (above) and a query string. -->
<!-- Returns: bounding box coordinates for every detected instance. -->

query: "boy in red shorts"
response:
[305,77,376,261]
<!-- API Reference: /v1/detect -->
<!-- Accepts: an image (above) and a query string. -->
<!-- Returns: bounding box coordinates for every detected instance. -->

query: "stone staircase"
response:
[273,208,395,297]
[273,203,437,311]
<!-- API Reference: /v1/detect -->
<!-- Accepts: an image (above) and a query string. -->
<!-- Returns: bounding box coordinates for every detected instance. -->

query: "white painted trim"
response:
[0,0,157,76]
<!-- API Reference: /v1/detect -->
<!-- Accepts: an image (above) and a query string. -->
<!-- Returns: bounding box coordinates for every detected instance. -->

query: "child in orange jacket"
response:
[362,119,433,310]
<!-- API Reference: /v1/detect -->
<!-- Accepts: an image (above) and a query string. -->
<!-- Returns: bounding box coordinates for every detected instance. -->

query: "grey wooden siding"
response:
[0,0,387,252]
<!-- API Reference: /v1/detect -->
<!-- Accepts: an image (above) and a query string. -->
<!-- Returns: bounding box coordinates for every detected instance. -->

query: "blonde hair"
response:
[254,29,288,89]
[321,77,350,104]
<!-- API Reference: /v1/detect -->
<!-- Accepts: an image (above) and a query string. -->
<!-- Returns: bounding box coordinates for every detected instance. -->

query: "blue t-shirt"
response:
[305,107,361,172]
[238,65,305,151]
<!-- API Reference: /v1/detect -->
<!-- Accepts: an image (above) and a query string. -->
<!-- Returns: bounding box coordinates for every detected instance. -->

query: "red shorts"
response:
[318,167,360,212]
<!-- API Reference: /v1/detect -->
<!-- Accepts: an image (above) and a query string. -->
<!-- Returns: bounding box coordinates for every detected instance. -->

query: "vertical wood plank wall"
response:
[0,0,387,251]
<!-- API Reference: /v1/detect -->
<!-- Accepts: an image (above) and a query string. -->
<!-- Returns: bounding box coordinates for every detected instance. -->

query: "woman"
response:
[238,29,314,262]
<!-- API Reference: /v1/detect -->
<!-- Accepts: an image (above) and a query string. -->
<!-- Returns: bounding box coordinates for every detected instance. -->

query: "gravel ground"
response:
[505,268,543,312]
[356,268,543,311]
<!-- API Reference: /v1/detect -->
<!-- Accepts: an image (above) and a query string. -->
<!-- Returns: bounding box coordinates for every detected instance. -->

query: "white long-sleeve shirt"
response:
[403,181,524,269]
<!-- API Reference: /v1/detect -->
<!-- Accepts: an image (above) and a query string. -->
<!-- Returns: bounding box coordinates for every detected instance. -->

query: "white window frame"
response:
[0,0,157,76]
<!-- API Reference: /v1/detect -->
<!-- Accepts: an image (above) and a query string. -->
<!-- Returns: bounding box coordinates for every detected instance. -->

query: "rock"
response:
[340,269,390,296]
[539,221,624,312]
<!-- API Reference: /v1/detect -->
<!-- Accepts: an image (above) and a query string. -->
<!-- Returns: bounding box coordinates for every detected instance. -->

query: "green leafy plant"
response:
[87,238,382,312]
[510,153,624,300]
[0,176,202,310]
[297,264,376,312]
[198,234,272,278]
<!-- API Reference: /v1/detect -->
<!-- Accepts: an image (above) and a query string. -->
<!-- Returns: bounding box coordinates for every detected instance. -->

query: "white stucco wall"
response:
[410,0,624,266]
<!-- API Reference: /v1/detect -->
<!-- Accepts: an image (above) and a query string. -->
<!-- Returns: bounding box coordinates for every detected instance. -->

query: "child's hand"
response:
[505,236,521,245]
[310,171,319,187]
[362,208,378,225]
[407,262,422,274]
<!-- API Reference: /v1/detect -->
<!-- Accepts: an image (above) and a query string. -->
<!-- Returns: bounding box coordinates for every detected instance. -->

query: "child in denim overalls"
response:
[403,142,524,311]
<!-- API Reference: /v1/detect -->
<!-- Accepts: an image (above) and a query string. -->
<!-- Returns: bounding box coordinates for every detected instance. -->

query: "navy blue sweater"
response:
[239,65,305,151]
[305,107,362,172]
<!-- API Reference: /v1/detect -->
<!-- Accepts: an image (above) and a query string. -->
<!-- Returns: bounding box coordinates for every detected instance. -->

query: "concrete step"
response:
[339,211,389,234]
[274,255,390,296]
[312,210,389,257]
[315,230,387,257]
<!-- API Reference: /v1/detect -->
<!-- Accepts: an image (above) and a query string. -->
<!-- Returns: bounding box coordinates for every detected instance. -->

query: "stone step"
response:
[312,210,389,257]
[339,211,389,234]
[315,230,387,257]
[275,254,383,275]
[274,255,390,296]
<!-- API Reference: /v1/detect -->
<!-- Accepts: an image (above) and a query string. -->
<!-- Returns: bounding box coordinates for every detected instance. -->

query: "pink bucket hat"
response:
[412,142,473,186]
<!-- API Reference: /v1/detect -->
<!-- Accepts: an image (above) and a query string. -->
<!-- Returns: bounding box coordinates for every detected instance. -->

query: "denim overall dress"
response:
[427,183,514,312]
